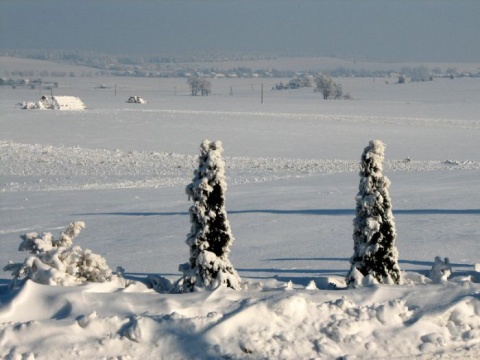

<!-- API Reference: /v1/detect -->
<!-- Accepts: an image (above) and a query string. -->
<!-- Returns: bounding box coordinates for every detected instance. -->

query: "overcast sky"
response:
[1,0,479,62]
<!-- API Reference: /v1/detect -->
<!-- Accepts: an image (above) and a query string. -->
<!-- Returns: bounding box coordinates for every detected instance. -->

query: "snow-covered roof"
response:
[51,96,86,110]
[18,96,86,110]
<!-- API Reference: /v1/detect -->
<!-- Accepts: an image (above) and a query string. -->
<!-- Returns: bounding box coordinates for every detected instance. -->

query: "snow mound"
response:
[1,280,480,359]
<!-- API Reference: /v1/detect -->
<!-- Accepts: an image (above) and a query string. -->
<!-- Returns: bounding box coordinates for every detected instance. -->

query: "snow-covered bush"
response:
[346,140,402,287]
[429,256,452,283]
[126,96,147,104]
[175,140,241,293]
[4,221,113,287]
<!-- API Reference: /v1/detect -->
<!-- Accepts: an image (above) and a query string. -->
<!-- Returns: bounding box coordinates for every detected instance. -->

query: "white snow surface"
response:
[1,63,480,359]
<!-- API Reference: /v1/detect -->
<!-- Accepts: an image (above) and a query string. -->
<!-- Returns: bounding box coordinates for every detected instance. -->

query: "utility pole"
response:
[261,83,264,104]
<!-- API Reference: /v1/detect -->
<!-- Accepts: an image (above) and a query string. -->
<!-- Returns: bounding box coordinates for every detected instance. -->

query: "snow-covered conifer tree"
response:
[346,140,401,287]
[175,140,241,292]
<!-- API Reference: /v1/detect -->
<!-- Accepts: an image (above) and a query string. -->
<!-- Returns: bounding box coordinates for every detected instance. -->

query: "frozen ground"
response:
[1,59,480,359]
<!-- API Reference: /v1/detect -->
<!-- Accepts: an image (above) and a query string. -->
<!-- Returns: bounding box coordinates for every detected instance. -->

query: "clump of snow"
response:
[305,280,318,290]
[126,96,147,104]
[429,256,452,283]
[4,222,113,287]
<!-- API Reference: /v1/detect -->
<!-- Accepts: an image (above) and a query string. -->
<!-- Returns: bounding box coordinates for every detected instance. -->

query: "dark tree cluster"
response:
[314,75,344,100]
[187,76,212,96]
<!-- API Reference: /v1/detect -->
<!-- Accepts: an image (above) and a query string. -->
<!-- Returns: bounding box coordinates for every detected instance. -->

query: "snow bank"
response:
[1,277,480,359]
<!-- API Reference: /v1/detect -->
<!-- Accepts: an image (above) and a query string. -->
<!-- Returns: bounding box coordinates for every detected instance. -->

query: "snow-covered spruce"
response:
[4,222,113,287]
[175,140,241,292]
[346,140,402,287]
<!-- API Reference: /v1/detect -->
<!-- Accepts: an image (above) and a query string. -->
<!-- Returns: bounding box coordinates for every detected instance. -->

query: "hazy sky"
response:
[1,0,479,62]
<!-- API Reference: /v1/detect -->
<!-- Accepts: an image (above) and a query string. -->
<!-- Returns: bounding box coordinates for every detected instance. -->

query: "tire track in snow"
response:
[1,141,479,192]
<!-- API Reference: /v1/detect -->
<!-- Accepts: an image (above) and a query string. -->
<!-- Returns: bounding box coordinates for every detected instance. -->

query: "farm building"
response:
[19,96,86,110]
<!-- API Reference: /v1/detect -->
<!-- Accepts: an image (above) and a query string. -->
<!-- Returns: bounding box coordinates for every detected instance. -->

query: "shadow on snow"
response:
[77,208,480,217]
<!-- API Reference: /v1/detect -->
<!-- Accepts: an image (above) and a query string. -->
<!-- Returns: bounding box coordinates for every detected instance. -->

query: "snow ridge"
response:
[123,108,480,129]
[2,141,479,192]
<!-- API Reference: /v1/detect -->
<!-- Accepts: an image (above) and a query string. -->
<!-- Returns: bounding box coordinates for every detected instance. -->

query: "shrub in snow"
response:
[126,96,147,104]
[429,256,452,283]
[4,221,113,287]
[346,140,402,287]
[175,140,241,293]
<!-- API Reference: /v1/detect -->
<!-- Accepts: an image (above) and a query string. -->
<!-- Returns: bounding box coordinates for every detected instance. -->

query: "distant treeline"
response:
[1,49,479,80]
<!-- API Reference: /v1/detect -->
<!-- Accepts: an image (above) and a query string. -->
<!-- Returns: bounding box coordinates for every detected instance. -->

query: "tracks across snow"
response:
[1,140,479,192]
[122,108,480,130]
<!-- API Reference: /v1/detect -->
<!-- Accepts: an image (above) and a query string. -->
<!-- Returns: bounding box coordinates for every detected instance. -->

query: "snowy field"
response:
[1,59,480,359]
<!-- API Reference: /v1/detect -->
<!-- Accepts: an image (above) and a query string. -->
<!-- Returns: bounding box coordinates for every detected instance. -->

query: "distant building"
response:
[19,96,86,110]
